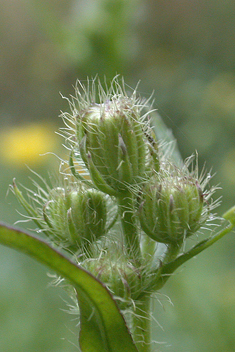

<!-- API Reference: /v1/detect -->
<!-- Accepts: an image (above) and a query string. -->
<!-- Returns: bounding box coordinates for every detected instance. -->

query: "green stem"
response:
[141,234,157,265]
[132,295,151,352]
[117,191,141,260]
[162,241,183,264]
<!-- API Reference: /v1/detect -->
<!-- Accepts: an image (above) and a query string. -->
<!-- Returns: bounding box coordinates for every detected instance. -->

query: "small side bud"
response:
[138,169,211,244]
[83,255,144,310]
[44,186,107,248]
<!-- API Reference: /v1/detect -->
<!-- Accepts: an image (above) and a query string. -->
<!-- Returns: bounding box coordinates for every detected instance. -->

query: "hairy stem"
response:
[163,241,183,264]
[132,295,151,352]
[117,191,141,260]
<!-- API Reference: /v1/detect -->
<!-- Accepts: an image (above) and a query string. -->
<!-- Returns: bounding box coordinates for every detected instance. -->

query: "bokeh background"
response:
[1,0,235,351]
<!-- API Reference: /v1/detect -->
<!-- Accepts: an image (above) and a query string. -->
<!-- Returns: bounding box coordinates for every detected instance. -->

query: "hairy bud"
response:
[77,98,147,194]
[138,170,208,244]
[83,256,144,310]
[60,77,160,195]
[44,186,107,247]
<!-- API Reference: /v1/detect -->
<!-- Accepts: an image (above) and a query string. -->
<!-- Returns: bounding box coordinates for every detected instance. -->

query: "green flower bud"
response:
[83,256,144,310]
[77,98,146,194]
[138,172,208,244]
[44,186,107,247]
[65,78,155,195]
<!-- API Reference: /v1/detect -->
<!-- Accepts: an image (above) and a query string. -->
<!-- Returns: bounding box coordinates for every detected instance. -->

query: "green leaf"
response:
[0,222,138,352]
[150,111,183,166]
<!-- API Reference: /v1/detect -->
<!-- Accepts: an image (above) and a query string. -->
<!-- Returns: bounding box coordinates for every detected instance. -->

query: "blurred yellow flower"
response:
[0,123,59,167]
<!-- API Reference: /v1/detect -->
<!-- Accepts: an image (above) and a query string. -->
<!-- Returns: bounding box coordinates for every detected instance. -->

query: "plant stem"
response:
[140,234,157,265]
[117,191,141,260]
[163,241,183,264]
[157,220,235,290]
[132,295,151,352]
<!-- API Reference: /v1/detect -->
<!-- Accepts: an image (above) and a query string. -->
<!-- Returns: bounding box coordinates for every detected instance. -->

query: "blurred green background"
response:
[0,0,235,351]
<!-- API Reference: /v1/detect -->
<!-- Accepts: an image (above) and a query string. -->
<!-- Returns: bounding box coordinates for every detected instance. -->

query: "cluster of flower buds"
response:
[61,77,216,254]
[13,77,218,311]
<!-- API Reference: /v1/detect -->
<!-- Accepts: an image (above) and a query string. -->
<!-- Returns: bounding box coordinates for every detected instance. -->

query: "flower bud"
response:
[138,172,207,244]
[83,256,143,310]
[73,80,149,194]
[44,186,107,247]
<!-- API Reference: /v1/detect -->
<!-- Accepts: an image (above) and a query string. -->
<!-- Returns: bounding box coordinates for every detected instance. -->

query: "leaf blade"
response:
[150,111,183,166]
[0,222,138,352]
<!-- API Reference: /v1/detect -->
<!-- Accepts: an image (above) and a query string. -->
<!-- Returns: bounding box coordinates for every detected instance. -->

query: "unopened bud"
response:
[138,173,207,244]
[77,99,146,193]
[44,186,107,247]
[69,78,158,194]
[83,256,143,310]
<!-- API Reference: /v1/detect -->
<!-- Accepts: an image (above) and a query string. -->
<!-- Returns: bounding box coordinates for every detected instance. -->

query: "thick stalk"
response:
[141,234,157,265]
[132,295,151,352]
[163,241,183,265]
[117,191,141,260]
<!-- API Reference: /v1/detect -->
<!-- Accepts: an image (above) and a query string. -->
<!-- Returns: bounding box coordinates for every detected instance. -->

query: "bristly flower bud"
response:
[62,77,158,195]
[83,253,145,311]
[78,97,146,194]
[138,164,213,245]
[44,186,107,248]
